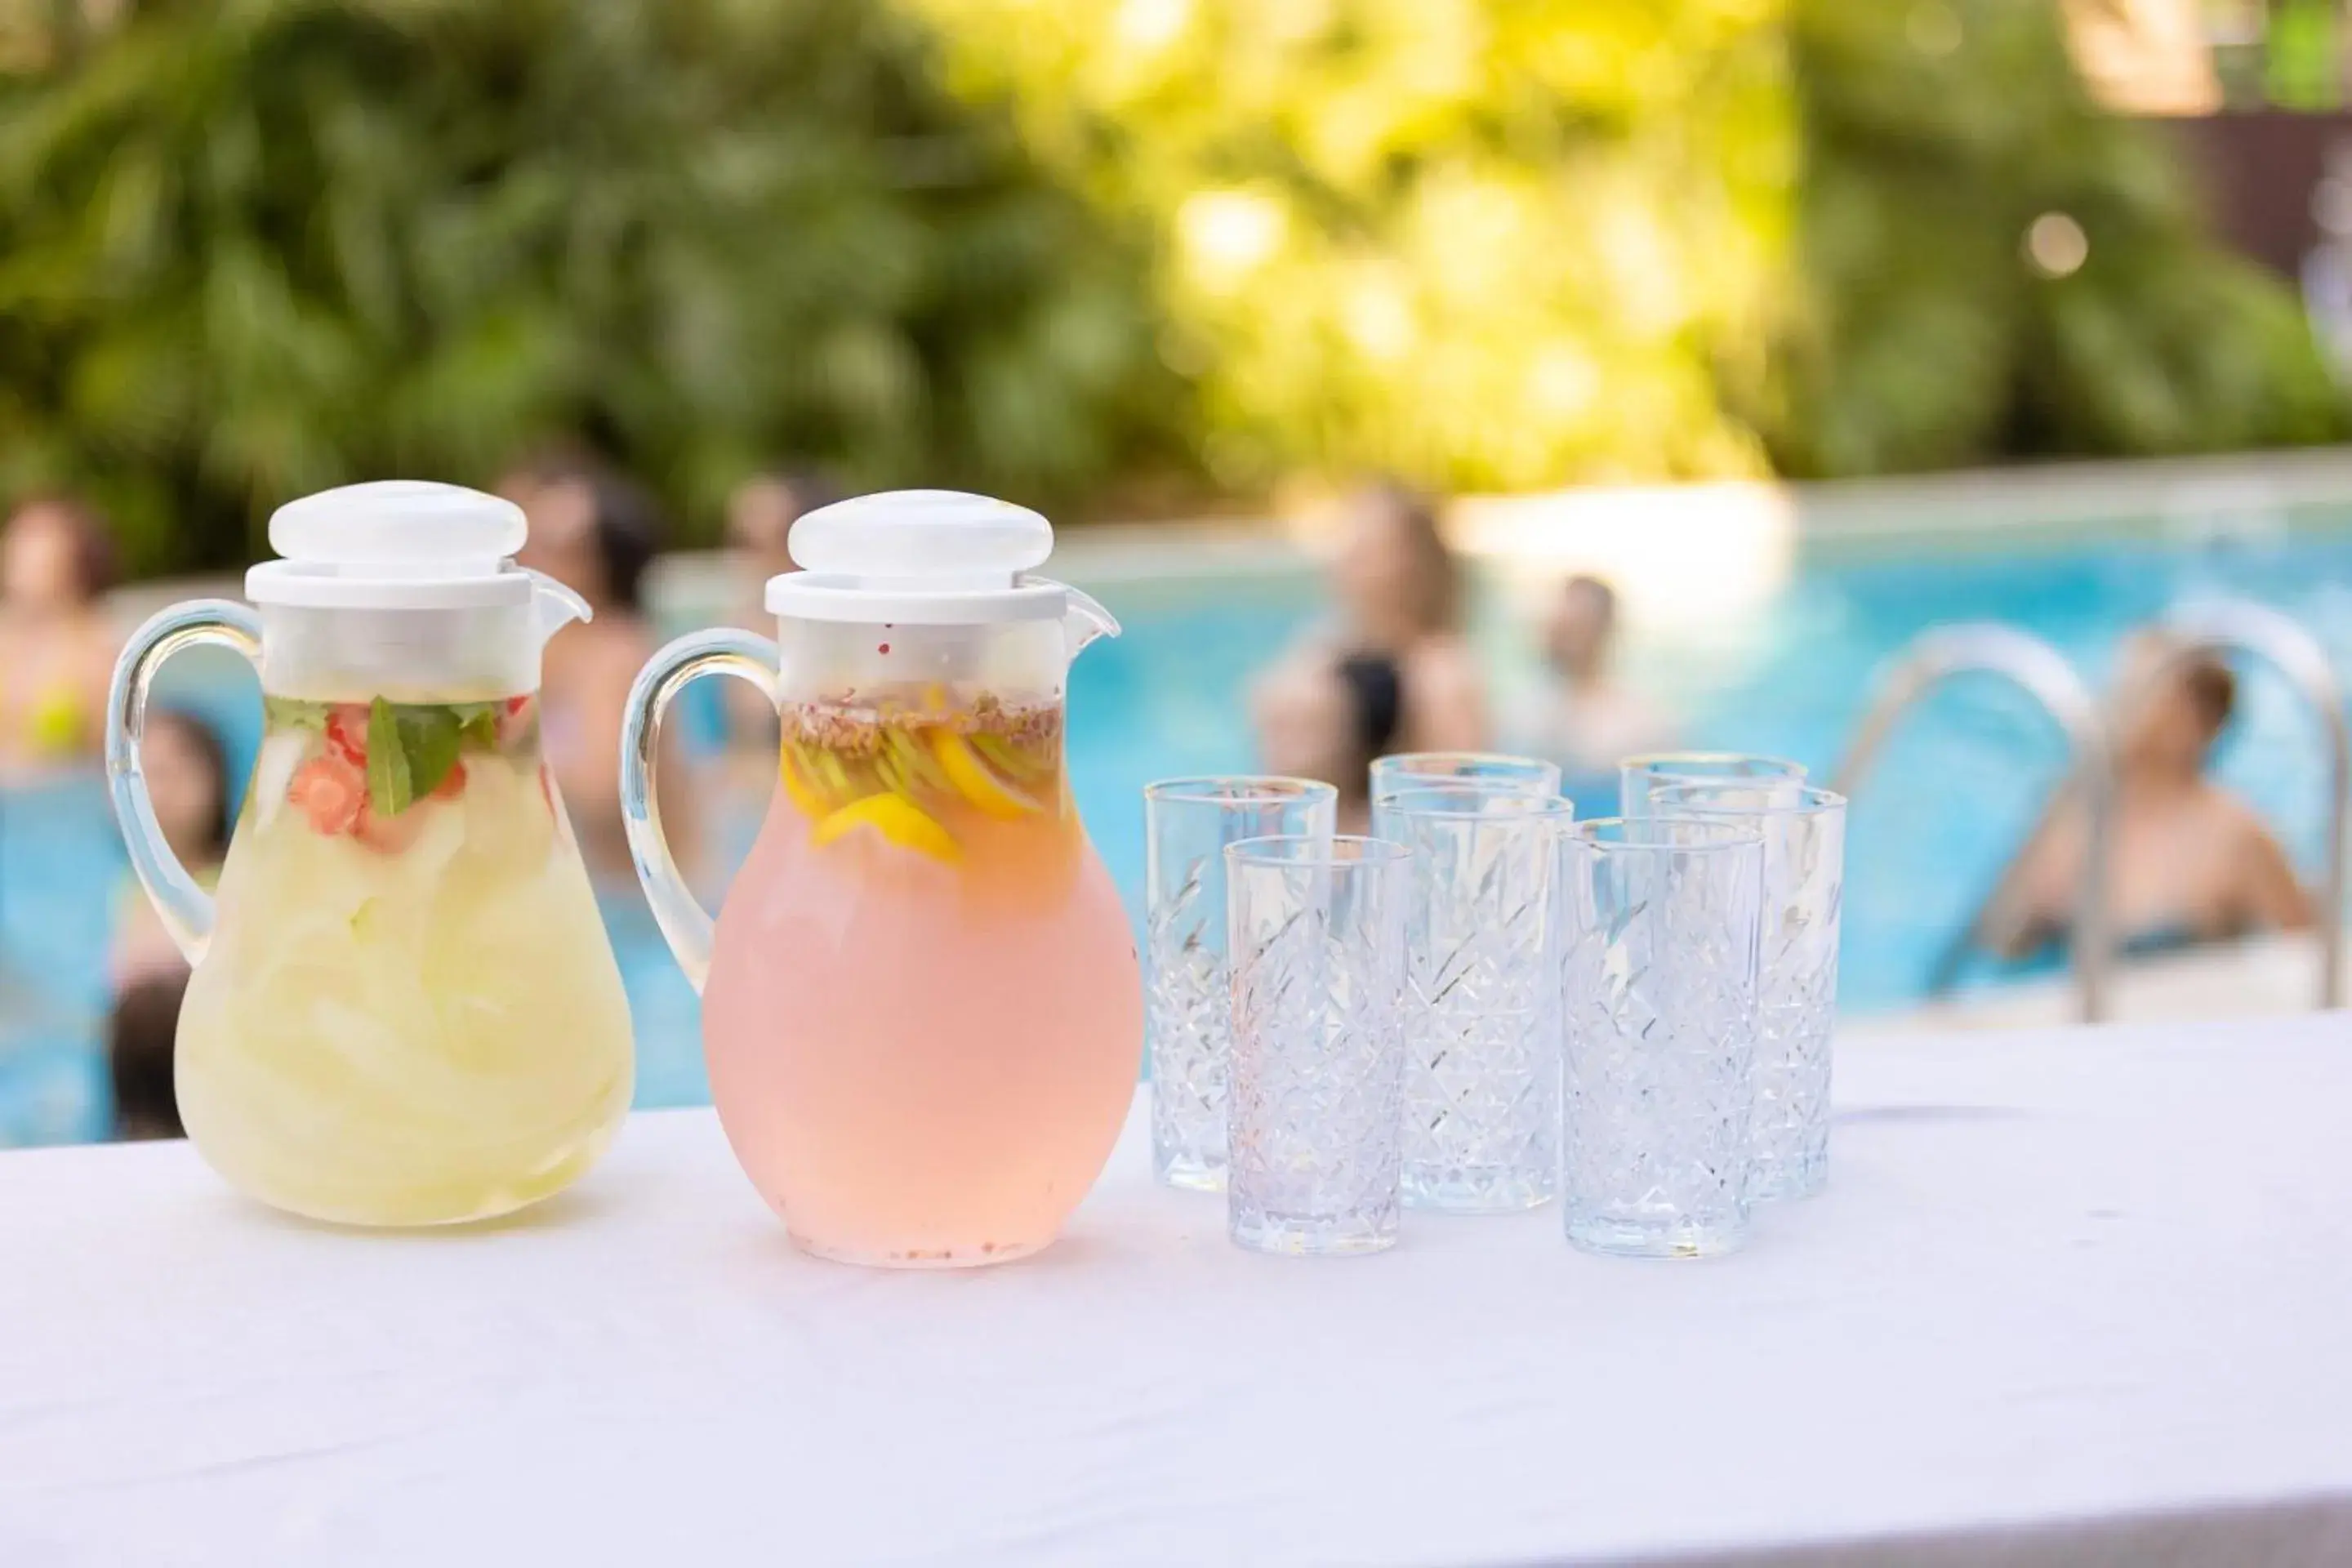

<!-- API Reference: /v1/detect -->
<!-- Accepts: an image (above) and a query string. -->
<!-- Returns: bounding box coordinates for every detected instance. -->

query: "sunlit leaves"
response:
[0,0,1166,571]
[913,0,1793,493]
[1766,0,2345,474]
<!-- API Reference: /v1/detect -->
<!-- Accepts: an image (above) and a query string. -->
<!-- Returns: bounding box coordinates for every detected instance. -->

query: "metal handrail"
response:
[2145,599,2349,1009]
[1828,624,2118,1024]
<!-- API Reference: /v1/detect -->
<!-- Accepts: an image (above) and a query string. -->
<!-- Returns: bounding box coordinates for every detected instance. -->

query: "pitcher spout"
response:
[530,570,593,644]
[1058,582,1120,660]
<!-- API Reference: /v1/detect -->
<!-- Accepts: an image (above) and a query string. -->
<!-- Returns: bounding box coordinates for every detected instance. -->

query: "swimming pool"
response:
[1073,519,2352,1006]
[7,514,2350,1144]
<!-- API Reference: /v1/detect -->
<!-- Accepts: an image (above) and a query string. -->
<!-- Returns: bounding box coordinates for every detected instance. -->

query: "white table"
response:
[5,1017,2351,1567]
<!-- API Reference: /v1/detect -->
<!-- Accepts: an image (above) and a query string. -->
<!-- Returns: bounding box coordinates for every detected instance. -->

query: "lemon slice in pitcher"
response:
[810,793,960,862]
[932,731,1040,819]
[778,747,833,820]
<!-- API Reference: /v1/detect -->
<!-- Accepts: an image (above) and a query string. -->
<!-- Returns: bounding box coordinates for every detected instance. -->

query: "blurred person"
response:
[502,452,698,883]
[728,469,840,608]
[694,468,842,874]
[108,969,188,1140]
[1253,652,1404,835]
[720,469,840,762]
[1980,635,2311,964]
[109,709,233,992]
[0,494,120,778]
[1258,482,1488,755]
[1513,574,1677,788]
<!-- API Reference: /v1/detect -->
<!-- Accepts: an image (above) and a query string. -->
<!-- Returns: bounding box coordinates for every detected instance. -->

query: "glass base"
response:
[1231,1206,1396,1258]
[1565,1210,1748,1259]
[789,1232,1054,1270]
[1156,1155,1227,1194]
[1750,1153,1827,1205]
[1403,1165,1554,1214]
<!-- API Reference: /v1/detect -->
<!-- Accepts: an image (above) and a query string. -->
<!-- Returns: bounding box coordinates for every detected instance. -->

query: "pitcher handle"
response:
[105,599,265,966]
[621,628,778,993]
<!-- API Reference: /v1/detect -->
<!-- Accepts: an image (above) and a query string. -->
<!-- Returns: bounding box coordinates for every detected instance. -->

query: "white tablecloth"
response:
[4,1016,2351,1567]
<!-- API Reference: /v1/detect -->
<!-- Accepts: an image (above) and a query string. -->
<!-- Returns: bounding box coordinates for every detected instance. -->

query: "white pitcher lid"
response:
[247,481,537,610]
[768,489,1072,625]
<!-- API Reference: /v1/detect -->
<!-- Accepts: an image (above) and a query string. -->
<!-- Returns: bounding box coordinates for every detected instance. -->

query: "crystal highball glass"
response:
[1372,786,1574,1213]
[1143,778,1339,1192]
[1224,835,1410,1257]
[1647,781,1846,1202]
[1618,752,1806,818]
[1559,817,1764,1258]
[1371,751,1563,800]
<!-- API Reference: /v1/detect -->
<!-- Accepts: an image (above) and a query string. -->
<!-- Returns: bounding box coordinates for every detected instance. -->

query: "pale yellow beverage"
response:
[176,693,632,1226]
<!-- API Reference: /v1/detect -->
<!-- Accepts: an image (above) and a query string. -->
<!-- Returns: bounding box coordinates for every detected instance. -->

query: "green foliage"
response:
[0,0,1169,571]
[0,0,2340,575]
[1766,0,2347,476]
[912,0,1793,494]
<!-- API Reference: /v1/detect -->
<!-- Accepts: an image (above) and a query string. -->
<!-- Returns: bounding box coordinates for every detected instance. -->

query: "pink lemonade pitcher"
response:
[620,491,1142,1267]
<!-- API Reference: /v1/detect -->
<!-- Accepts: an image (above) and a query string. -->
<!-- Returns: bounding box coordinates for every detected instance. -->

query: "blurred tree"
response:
[0,0,2338,575]
[1765,0,2347,475]
[908,0,1795,497]
[0,0,1170,571]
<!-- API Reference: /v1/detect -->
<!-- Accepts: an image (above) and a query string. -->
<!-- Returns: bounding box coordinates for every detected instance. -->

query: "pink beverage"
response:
[622,489,1144,1267]
[702,693,1139,1264]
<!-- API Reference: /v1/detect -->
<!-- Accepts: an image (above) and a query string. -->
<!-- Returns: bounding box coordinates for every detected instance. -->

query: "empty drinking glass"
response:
[1143,777,1339,1191]
[1648,782,1846,1202]
[1371,752,1563,800]
[1618,752,1806,817]
[1225,835,1410,1256]
[1373,787,1575,1212]
[1561,817,1764,1258]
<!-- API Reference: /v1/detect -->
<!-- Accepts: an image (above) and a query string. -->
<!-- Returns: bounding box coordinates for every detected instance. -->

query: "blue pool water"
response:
[1073,523,2352,1009]
[7,519,2351,1144]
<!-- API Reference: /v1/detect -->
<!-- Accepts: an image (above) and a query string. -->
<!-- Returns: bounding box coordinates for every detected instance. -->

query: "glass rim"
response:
[1644,781,1847,817]
[1224,832,1413,870]
[1374,786,1576,820]
[1570,815,1766,853]
[1370,750,1559,777]
[1618,750,1808,778]
[1144,774,1340,807]
[1372,775,1562,800]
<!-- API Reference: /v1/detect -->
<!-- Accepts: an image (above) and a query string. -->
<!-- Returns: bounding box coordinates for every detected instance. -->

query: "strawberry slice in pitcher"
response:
[354,799,425,854]
[496,693,536,750]
[287,753,366,836]
[323,704,371,768]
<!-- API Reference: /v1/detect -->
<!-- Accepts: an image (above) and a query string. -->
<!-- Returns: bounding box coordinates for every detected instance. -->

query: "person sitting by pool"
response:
[1512,573,1677,799]
[719,469,839,760]
[0,493,121,780]
[109,708,232,994]
[108,970,187,1141]
[1253,652,1405,835]
[503,450,700,885]
[1258,481,1488,755]
[1976,635,2312,964]
[728,468,840,617]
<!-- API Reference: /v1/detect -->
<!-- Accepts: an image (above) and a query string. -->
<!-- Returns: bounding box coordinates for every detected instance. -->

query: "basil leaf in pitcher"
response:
[392,705,463,806]
[262,695,325,732]
[366,697,412,814]
[450,702,501,751]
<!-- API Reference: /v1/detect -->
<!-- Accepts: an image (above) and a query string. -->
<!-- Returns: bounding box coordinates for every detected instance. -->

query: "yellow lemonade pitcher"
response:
[106,482,633,1225]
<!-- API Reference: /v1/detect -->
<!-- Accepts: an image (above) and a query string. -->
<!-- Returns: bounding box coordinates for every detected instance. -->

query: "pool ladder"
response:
[1829,625,2118,1023]
[1829,601,2350,1022]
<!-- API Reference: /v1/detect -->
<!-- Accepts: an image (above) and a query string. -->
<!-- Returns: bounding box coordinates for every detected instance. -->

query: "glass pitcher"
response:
[108,481,633,1226]
[621,489,1141,1267]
